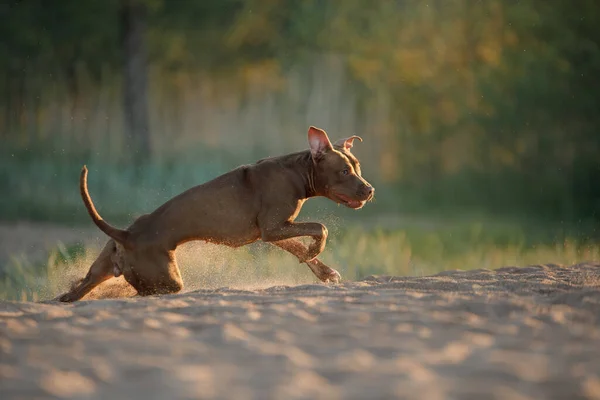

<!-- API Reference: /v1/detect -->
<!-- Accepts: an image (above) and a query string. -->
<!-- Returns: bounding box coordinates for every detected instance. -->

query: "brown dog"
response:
[57,126,374,302]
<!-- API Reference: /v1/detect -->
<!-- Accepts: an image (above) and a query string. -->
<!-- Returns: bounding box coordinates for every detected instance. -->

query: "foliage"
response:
[0,0,599,224]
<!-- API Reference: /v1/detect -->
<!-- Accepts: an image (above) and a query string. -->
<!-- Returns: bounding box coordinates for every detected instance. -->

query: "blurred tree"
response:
[121,0,151,162]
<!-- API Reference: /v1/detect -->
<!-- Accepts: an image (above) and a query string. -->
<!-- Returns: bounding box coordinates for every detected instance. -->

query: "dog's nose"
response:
[364,185,374,198]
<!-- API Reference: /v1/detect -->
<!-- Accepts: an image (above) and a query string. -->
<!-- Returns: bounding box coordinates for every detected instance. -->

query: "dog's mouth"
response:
[332,192,367,209]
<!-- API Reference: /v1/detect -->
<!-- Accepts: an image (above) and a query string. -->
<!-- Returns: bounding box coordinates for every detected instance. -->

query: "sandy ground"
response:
[1,263,600,400]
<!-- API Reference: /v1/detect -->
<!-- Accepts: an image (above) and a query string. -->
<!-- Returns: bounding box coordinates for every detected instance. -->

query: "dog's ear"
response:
[334,136,363,151]
[308,126,333,160]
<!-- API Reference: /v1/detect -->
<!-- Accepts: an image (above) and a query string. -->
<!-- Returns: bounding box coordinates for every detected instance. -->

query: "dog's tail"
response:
[80,166,130,246]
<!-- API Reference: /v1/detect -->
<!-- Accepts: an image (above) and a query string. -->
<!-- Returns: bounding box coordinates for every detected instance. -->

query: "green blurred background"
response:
[1,0,599,300]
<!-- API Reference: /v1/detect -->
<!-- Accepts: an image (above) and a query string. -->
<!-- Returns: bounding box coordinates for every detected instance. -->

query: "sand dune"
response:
[2,263,600,399]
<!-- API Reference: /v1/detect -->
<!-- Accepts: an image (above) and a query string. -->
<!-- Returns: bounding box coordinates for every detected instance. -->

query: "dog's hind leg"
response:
[55,240,116,302]
[270,239,341,283]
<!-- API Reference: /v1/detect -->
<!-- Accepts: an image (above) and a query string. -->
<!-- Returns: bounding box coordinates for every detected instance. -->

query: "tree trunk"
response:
[121,0,151,163]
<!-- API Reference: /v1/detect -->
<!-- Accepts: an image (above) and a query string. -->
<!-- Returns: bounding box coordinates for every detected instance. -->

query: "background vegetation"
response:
[1,0,598,300]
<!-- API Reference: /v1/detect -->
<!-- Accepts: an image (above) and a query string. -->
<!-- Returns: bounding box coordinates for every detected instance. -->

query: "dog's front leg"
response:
[54,240,116,302]
[271,239,340,283]
[260,221,328,262]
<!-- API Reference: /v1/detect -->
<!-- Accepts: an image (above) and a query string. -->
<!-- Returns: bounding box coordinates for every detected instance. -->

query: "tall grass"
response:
[3,56,385,165]
[2,219,598,302]
[3,54,597,224]
[0,56,397,224]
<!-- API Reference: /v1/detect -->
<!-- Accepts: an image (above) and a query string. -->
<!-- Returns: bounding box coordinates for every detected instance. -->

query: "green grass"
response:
[1,219,598,302]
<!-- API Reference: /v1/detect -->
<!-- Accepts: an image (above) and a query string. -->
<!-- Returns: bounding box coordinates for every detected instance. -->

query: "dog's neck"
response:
[303,152,320,198]
[276,150,323,199]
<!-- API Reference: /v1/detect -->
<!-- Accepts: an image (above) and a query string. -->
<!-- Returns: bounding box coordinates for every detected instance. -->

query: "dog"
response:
[56,126,374,302]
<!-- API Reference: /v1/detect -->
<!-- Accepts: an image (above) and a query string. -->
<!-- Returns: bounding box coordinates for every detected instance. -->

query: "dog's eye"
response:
[341,169,349,176]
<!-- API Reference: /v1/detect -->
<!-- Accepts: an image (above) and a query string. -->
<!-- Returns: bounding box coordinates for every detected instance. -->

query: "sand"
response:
[1,262,600,400]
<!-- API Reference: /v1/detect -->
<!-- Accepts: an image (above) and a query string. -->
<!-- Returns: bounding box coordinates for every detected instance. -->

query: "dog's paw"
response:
[321,268,341,284]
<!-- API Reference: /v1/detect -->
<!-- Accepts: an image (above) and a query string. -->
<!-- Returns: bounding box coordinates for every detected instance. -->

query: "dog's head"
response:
[308,126,374,209]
